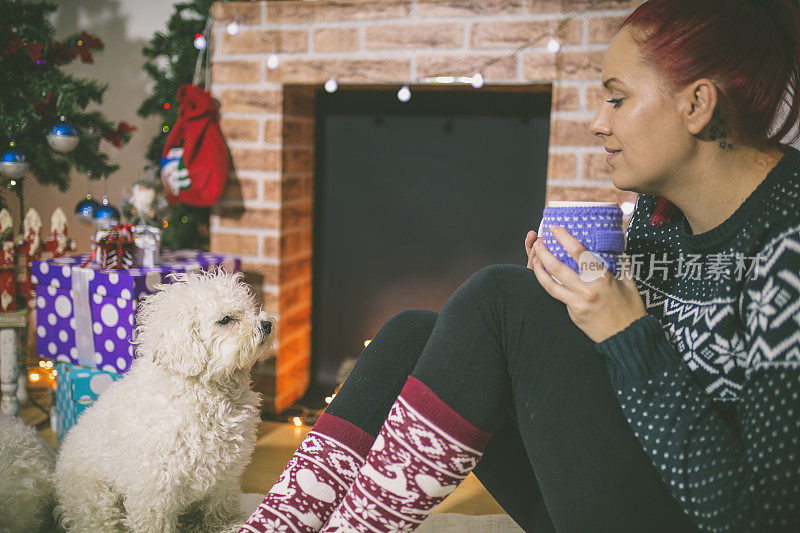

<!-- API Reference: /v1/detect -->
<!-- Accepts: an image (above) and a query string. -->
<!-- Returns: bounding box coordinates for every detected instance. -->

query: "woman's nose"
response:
[589,108,611,138]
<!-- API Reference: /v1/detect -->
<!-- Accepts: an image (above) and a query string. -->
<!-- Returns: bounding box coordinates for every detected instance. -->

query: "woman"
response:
[242,0,800,531]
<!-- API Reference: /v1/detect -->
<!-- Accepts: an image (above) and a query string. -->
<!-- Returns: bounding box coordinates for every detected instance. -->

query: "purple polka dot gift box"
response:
[32,250,241,374]
[54,361,123,440]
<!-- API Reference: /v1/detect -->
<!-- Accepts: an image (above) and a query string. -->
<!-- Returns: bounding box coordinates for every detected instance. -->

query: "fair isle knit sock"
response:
[319,376,492,533]
[239,413,375,533]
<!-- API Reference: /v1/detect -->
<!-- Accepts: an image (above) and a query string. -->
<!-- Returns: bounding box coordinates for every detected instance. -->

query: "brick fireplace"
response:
[208,0,641,413]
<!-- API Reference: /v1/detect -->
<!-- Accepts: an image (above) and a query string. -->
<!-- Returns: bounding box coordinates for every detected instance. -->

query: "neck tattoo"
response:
[708,109,736,152]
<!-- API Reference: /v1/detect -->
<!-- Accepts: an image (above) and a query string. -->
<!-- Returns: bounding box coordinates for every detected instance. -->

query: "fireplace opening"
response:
[305,87,552,404]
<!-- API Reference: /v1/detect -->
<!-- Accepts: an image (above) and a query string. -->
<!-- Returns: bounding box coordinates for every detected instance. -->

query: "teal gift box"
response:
[54,361,123,440]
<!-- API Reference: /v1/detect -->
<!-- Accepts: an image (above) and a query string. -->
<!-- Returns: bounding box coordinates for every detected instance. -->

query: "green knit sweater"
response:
[595,146,800,532]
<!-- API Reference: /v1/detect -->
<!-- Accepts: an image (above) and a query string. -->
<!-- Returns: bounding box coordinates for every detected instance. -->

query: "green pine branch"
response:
[0,0,133,192]
[137,0,217,169]
[136,0,221,250]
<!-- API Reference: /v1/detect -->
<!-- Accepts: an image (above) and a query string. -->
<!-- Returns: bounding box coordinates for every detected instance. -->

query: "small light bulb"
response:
[193,35,207,50]
[293,416,302,427]
[267,53,280,69]
[546,37,561,53]
[324,77,338,93]
[9,180,16,187]
[325,396,332,404]
[471,73,484,89]
[30,372,40,382]
[364,339,371,348]
[226,21,240,36]
[39,361,46,367]
[397,85,411,102]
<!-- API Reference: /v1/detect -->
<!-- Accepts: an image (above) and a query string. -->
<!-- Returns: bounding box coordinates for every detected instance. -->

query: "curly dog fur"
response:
[54,270,274,532]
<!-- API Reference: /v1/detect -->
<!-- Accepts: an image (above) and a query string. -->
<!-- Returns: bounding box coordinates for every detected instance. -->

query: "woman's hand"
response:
[527,225,646,343]
[524,229,539,270]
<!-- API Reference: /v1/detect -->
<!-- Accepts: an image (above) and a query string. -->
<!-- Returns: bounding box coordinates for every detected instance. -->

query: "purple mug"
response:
[536,201,625,277]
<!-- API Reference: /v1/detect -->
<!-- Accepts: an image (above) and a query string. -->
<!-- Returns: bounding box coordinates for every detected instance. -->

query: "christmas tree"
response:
[138,0,216,250]
[0,0,134,197]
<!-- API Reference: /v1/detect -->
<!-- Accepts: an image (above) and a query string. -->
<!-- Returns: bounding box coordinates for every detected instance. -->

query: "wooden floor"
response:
[20,393,506,517]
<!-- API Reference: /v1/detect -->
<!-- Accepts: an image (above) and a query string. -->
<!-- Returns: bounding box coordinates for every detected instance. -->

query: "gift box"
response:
[54,361,123,440]
[33,250,240,374]
[132,225,162,268]
[89,224,163,269]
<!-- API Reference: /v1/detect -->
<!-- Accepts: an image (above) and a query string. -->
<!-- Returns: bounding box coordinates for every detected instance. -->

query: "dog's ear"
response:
[153,324,208,377]
[134,282,210,377]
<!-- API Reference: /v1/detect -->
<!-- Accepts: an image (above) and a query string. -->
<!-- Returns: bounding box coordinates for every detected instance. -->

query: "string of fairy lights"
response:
[14,2,625,432]
[190,0,610,105]
[203,0,612,426]
[189,0,613,426]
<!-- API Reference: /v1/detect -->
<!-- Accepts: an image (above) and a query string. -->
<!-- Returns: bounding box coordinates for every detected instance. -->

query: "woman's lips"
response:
[606,151,620,164]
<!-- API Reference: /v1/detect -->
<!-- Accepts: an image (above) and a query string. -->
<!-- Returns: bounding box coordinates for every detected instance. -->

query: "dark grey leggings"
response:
[325,264,699,532]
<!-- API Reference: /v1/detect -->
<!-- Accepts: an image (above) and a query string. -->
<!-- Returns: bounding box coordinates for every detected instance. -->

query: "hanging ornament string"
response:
[205,22,212,90]
[193,18,212,89]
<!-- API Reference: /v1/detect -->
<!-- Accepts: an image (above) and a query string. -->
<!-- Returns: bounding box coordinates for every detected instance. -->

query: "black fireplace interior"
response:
[305,87,551,403]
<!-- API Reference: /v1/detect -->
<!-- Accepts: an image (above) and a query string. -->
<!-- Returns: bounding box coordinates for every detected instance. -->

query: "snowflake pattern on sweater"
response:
[596,147,800,532]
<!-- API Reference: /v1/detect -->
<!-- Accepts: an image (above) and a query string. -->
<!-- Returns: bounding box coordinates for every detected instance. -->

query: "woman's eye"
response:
[217,315,235,325]
[606,98,624,109]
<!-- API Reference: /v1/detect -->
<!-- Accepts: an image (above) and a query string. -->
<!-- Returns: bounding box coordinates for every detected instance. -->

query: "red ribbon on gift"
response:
[82,223,135,270]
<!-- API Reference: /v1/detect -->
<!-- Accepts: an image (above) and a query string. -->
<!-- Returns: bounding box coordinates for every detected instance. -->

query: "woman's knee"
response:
[380,309,439,337]
[457,264,548,305]
[361,309,438,366]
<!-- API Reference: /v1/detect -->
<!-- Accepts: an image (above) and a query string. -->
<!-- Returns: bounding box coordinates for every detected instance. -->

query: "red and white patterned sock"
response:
[239,413,375,533]
[319,376,492,532]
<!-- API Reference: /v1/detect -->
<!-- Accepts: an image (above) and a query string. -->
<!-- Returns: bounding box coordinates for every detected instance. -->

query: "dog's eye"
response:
[217,315,235,325]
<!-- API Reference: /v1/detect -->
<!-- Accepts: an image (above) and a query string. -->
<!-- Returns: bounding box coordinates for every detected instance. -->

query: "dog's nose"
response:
[261,320,272,336]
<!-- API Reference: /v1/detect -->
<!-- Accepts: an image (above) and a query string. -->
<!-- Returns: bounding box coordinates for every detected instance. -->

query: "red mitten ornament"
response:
[160,84,229,206]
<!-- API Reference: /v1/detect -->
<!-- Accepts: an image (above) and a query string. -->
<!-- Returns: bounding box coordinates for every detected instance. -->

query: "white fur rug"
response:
[239,493,524,532]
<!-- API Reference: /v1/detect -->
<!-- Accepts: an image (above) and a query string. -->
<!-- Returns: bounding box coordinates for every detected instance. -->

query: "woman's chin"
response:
[610,170,631,191]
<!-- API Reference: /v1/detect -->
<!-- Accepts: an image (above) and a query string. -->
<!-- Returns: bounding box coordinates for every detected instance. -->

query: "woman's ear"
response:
[681,79,719,136]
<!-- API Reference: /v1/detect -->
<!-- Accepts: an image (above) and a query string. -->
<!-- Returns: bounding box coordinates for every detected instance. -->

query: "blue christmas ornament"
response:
[1,148,29,178]
[75,194,102,223]
[47,122,80,153]
[94,195,121,225]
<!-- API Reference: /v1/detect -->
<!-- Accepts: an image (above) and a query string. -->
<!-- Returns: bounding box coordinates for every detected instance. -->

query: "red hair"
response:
[620,0,800,227]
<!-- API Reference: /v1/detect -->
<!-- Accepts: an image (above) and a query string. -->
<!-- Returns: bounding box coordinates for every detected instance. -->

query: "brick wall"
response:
[210,0,641,413]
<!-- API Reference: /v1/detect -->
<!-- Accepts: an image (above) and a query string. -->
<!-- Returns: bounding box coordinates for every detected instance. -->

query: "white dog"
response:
[0,413,58,533]
[54,270,274,532]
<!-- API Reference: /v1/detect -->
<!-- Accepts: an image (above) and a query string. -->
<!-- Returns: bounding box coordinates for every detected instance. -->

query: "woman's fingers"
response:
[534,237,582,287]
[525,230,538,270]
[525,230,537,255]
[549,225,609,281]
[530,253,573,304]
